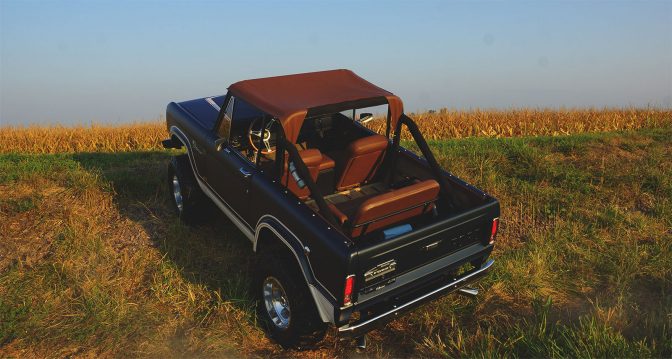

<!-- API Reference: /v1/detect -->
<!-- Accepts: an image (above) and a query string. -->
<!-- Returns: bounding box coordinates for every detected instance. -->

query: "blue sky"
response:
[1,0,670,125]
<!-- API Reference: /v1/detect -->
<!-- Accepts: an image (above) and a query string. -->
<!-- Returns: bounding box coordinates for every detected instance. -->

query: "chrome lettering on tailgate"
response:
[364,259,397,282]
[423,240,442,251]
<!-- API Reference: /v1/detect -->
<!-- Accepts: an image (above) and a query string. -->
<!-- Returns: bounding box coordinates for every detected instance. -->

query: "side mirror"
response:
[358,113,374,124]
[214,137,228,151]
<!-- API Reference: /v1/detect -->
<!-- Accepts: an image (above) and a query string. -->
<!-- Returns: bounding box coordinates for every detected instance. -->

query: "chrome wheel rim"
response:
[172,175,183,212]
[262,277,291,329]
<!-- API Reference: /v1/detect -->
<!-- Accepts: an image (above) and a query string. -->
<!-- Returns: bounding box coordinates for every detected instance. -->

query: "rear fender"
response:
[254,217,312,280]
[254,215,336,323]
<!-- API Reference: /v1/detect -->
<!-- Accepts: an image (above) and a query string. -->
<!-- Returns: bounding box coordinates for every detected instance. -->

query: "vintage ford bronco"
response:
[163,70,499,347]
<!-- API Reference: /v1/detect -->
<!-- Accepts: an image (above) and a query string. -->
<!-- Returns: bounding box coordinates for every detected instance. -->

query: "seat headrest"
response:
[347,135,388,154]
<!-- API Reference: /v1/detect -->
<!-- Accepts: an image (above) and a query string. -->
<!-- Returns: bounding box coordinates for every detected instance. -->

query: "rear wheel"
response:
[255,249,327,348]
[167,155,212,225]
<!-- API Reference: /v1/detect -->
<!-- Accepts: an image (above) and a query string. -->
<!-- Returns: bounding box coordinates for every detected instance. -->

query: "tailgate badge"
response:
[364,259,397,282]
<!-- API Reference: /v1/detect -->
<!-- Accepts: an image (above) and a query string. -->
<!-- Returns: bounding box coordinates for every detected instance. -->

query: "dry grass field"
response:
[0,108,670,153]
[0,109,670,357]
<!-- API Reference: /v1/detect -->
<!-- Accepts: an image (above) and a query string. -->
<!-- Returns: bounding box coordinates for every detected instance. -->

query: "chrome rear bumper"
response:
[338,259,494,337]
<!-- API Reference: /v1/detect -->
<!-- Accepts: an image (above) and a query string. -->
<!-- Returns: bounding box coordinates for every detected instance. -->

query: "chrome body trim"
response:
[169,126,254,240]
[205,97,221,111]
[458,287,479,296]
[309,285,336,323]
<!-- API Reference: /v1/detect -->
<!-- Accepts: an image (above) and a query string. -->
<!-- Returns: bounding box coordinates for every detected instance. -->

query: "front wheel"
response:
[255,252,327,348]
[167,155,211,225]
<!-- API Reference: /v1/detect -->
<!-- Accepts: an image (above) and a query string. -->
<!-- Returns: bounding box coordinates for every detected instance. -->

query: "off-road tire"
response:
[254,249,327,349]
[167,155,212,225]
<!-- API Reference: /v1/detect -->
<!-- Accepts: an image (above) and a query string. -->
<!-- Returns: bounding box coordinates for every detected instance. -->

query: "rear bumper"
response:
[337,259,494,338]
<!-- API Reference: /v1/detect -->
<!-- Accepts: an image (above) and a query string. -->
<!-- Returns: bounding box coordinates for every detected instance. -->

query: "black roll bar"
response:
[387,114,458,211]
[276,133,339,226]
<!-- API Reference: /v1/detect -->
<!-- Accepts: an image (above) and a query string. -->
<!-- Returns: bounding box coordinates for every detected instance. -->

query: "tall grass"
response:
[1,108,670,153]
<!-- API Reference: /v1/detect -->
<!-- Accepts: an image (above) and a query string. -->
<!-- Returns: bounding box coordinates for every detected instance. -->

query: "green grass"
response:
[1,128,670,357]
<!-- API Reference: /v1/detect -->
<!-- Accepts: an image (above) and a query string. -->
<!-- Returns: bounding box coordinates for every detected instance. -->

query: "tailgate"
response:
[354,202,497,296]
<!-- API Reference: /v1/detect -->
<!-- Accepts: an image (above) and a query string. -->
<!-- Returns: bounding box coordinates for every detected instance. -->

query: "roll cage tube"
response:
[274,128,340,226]
[387,114,458,211]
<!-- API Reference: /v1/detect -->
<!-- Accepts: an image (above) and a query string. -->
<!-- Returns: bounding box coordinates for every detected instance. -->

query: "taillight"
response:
[489,217,499,244]
[343,275,355,306]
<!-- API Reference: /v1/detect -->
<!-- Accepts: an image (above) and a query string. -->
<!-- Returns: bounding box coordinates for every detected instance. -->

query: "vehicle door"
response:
[187,97,225,182]
[204,95,258,228]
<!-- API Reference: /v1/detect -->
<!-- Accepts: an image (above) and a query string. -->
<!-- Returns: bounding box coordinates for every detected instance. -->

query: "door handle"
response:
[239,168,252,178]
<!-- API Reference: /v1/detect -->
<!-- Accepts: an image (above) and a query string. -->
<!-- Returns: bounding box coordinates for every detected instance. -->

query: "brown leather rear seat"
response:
[328,179,440,238]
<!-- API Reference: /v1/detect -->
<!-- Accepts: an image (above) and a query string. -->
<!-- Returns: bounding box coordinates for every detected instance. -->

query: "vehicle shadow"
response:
[70,151,421,356]
[71,151,256,307]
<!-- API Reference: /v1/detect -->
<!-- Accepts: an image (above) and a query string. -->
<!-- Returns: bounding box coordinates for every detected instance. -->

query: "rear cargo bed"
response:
[349,143,500,301]
[353,197,497,298]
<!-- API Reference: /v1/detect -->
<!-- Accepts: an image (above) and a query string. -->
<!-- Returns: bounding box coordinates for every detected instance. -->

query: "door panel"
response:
[202,92,264,228]
[205,145,256,228]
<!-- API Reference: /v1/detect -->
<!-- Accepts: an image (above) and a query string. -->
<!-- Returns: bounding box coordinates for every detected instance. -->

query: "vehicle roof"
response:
[228,69,403,143]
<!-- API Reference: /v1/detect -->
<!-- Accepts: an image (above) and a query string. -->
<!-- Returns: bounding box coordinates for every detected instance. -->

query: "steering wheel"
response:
[248,117,277,154]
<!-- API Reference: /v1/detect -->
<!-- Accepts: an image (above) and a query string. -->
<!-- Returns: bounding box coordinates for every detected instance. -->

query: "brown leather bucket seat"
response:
[333,134,389,191]
[329,179,440,238]
[281,149,322,200]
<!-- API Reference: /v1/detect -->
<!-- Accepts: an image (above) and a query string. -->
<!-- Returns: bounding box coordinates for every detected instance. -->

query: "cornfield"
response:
[1,108,670,153]
[0,122,167,154]
[369,107,672,140]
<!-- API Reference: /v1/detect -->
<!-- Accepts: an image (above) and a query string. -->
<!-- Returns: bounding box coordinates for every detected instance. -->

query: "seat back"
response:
[349,179,439,237]
[281,149,322,200]
[335,135,388,191]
